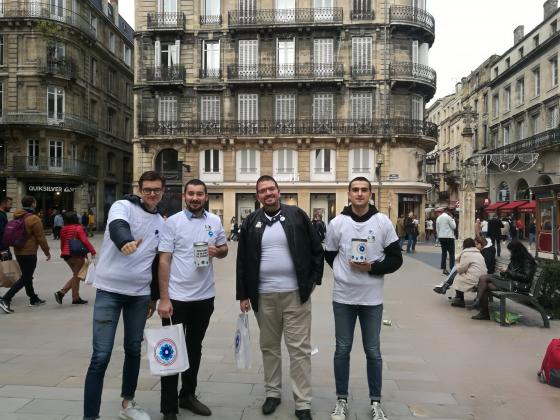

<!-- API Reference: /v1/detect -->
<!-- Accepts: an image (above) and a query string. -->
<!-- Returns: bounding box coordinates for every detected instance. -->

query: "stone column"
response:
[458,118,476,241]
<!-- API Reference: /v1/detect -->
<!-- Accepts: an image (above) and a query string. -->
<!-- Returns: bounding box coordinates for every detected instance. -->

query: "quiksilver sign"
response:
[28,185,76,193]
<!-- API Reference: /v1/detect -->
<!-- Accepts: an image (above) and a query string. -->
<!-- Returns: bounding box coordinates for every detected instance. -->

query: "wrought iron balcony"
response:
[200,14,222,25]
[39,59,78,79]
[2,113,98,137]
[390,61,437,90]
[475,128,560,155]
[227,63,344,81]
[351,10,374,20]
[199,68,222,79]
[146,12,186,30]
[351,65,374,77]
[139,118,438,138]
[390,6,435,41]
[228,8,343,28]
[143,66,185,83]
[5,2,96,38]
[12,156,98,178]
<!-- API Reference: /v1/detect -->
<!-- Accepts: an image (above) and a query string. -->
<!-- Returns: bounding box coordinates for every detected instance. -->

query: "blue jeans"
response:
[406,233,417,252]
[83,290,151,419]
[333,301,383,401]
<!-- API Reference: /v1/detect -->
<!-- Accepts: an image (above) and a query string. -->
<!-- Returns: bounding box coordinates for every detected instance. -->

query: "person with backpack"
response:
[0,195,51,314]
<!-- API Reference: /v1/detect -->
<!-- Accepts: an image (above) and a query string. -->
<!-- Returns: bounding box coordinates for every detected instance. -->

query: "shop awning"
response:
[518,200,536,213]
[499,201,528,213]
[484,202,507,212]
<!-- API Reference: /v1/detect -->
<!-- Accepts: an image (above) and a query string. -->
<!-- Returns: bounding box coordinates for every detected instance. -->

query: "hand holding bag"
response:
[145,321,189,376]
[234,313,252,369]
[77,258,90,281]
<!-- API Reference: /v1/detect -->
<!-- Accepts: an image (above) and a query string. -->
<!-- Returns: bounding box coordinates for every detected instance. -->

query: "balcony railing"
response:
[5,1,95,38]
[2,113,98,137]
[228,8,343,27]
[390,5,435,35]
[476,128,560,155]
[351,10,373,20]
[200,68,222,79]
[39,59,78,79]
[200,14,222,25]
[146,12,185,30]
[12,156,98,178]
[139,118,438,138]
[227,63,344,80]
[144,66,185,83]
[351,65,374,77]
[390,61,437,89]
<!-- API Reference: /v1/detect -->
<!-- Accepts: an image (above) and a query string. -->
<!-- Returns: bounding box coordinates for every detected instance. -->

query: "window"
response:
[350,148,372,174]
[70,143,78,161]
[493,67,498,78]
[47,86,64,120]
[533,67,541,96]
[125,83,131,106]
[492,94,499,117]
[90,58,97,85]
[238,94,258,134]
[238,0,256,23]
[504,86,511,112]
[351,92,372,121]
[483,93,488,113]
[238,149,258,174]
[155,40,180,68]
[27,139,39,168]
[277,38,295,78]
[155,149,179,178]
[48,139,63,170]
[159,96,178,124]
[275,149,295,174]
[474,99,478,114]
[49,0,64,20]
[108,69,116,92]
[313,0,334,21]
[314,149,332,173]
[352,37,372,75]
[482,124,488,148]
[123,45,131,66]
[203,149,220,173]
[275,94,296,121]
[313,38,334,76]
[551,55,558,87]
[503,124,510,145]
[107,153,115,174]
[518,47,524,59]
[47,41,65,62]
[412,95,424,120]
[200,95,220,129]
[200,149,223,181]
[0,36,3,65]
[313,93,333,122]
[516,119,525,141]
[202,40,220,78]
[548,105,559,129]
[505,57,510,68]
[551,20,558,35]
[160,0,178,14]
[530,113,540,135]
[238,39,258,78]
[109,32,116,53]
[107,108,115,133]
[90,13,97,37]
[124,117,130,139]
[515,78,524,105]
[533,34,540,47]
[352,0,372,19]
[89,100,97,122]
[201,0,221,24]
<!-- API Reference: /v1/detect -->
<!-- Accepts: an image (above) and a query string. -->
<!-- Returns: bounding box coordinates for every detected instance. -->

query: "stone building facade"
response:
[0,0,134,228]
[134,0,437,226]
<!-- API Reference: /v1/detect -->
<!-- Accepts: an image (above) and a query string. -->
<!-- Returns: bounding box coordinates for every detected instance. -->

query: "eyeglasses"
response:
[257,186,277,195]
[141,188,163,196]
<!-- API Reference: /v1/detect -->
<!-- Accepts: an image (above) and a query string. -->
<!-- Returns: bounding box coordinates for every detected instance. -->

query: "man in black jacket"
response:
[487,214,504,256]
[237,175,324,420]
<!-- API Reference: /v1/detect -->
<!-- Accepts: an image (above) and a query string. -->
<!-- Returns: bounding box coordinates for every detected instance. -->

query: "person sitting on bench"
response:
[447,238,488,308]
[469,240,536,320]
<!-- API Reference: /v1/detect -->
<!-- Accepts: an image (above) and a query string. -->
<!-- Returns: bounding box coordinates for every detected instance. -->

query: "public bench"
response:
[489,267,550,328]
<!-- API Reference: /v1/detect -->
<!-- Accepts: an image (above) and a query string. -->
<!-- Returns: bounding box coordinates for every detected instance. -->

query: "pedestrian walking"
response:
[87,209,95,237]
[487,215,504,257]
[528,217,536,249]
[157,179,228,420]
[82,171,165,420]
[435,209,456,275]
[53,210,64,239]
[324,177,403,420]
[0,196,13,260]
[0,195,51,314]
[312,213,327,242]
[236,175,324,420]
[425,218,434,242]
[54,211,96,305]
[404,212,416,253]
[396,215,406,250]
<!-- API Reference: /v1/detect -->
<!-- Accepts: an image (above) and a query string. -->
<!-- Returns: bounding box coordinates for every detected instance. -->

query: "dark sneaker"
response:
[295,409,313,420]
[262,397,281,415]
[471,312,491,320]
[450,298,465,308]
[72,298,88,305]
[54,291,63,305]
[179,394,211,416]
[0,298,13,314]
[29,297,46,307]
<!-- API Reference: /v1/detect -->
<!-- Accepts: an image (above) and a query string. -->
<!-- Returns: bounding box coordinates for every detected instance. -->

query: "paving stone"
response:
[0,397,32,413]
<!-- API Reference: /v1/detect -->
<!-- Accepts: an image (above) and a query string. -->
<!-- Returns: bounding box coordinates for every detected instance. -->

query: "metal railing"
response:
[477,128,560,155]
[351,65,374,77]
[390,61,437,88]
[200,14,222,25]
[139,118,438,138]
[143,65,185,83]
[2,113,98,137]
[146,12,186,29]
[199,68,222,79]
[228,8,343,27]
[5,1,96,38]
[39,59,78,79]
[227,63,344,80]
[12,156,98,178]
[389,5,435,35]
[350,10,373,20]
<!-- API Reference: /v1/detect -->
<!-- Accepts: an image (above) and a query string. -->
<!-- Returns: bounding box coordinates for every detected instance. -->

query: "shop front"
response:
[398,194,422,218]
[310,193,336,222]
[236,193,260,222]
[25,182,80,228]
[533,184,560,260]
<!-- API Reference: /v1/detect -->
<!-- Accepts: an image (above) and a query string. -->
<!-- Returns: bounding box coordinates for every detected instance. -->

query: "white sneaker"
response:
[119,401,151,420]
[370,402,388,420]
[331,398,348,420]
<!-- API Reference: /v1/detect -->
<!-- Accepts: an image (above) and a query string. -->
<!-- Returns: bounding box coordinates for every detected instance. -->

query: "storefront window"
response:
[516,178,530,200]
[398,194,422,218]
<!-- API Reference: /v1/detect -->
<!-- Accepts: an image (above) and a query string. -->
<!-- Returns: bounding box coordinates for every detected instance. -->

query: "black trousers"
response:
[160,297,214,414]
[490,236,501,256]
[439,238,455,270]
[3,255,38,302]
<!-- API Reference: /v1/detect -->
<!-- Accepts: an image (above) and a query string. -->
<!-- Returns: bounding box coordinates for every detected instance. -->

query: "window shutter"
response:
[154,41,161,68]
[174,39,180,65]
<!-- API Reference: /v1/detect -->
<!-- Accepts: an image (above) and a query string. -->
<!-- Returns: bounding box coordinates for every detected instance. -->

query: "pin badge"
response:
[256,222,262,228]
[280,216,285,222]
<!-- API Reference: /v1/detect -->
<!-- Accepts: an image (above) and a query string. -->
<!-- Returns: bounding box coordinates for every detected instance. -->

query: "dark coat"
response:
[480,246,496,274]
[487,218,503,239]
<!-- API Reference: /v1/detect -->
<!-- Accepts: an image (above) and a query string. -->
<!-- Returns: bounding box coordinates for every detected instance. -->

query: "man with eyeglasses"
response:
[83,171,165,420]
[237,175,324,420]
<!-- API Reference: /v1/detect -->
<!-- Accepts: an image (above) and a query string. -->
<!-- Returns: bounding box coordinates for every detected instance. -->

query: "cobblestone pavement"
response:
[0,236,558,420]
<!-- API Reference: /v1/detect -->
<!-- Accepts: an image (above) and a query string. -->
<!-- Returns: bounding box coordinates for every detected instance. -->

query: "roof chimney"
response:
[514,25,524,44]
[544,0,558,20]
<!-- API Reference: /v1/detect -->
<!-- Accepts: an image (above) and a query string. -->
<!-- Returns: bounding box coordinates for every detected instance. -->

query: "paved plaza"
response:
[0,235,559,420]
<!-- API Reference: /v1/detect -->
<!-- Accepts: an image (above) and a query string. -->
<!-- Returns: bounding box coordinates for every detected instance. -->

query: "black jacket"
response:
[504,255,536,284]
[487,218,503,239]
[480,246,496,274]
[0,210,8,251]
[236,204,324,312]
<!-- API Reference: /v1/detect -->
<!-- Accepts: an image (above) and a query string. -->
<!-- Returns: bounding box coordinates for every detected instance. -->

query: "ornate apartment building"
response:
[134,0,437,224]
[426,1,559,221]
[0,0,134,227]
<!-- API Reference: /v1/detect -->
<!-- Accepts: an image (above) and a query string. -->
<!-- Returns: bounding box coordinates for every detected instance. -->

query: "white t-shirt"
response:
[94,200,164,296]
[325,211,399,305]
[481,220,488,233]
[158,210,226,302]
[426,220,433,230]
[259,218,299,294]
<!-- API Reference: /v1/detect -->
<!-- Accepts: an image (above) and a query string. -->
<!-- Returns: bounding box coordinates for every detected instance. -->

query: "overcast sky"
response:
[119,0,546,105]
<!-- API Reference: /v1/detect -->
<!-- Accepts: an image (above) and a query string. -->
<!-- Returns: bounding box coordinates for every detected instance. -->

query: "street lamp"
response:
[375,152,385,208]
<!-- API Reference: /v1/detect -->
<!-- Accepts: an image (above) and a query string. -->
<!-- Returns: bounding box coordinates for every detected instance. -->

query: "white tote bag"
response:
[234,313,252,369]
[84,260,96,285]
[145,323,189,376]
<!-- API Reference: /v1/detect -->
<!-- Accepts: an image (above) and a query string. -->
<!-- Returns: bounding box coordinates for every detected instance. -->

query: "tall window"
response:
[203,149,220,173]
[351,148,371,172]
[70,143,78,161]
[27,139,39,168]
[275,149,295,173]
[0,36,4,65]
[352,37,372,75]
[238,0,256,23]
[504,86,511,112]
[314,0,334,21]
[109,32,116,53]
[49,0,64,20]
[530,113,539,135]
[159,96,178,125]
[47,86,64,120]
[533,67,540,96]
[277,38,295,78]
[202,40,220,78]
[90,58,97,85]
[548,105,559,129]
[47,41,65,63]
[275,94,296,121]
[160,0,178,13]
[313,94,333,128]
[201,0,221,24]
[155,40,180,68]
[276,0,295,23]
[412,95,424,120]
[90,13,97,37]
[48,139,63,170]
[238,94,258,133]
[123,45,131,66]
[314,149,332,173]
[503,124,510,145]
[482,124,488,148]
[516,119,525,141]
[238,149,258,174]
[108,69,116,92]
[352,0,372,19]
[492,94,499,117]
[313,38,334,76]
[200,95,220,130]
[238,40,258,78]
[351,92,372,121]
[107,108,115,133]
[483,93,488,113]
[0,82,2,119]
[515,78,524,105]
[551,55,558,87]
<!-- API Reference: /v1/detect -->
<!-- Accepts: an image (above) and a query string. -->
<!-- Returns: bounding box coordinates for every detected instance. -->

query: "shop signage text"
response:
[28,185,76,193]
[388,174,399,181]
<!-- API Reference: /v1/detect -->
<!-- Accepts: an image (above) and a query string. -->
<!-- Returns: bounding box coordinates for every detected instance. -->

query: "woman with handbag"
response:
[54,211,96,305]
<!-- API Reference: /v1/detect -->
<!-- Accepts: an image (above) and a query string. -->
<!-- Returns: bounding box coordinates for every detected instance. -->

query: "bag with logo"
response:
[234,313,252,369]
[145,322,189,376]
[3,214,30,248]
[538,338,560,388]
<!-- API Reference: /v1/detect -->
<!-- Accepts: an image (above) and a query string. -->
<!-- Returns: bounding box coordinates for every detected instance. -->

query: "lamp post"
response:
[376,152,385,209]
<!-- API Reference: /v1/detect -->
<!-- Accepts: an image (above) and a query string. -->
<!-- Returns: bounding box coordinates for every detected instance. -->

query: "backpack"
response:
[538,338,560,387]
[2,213,30,248]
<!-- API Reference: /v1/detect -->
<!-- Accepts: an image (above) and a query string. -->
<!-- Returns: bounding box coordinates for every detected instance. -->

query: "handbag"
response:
[69,227,88,257]
[0,259,22,288]
[84,259,96,285]
[234,313,252,369]
[145,322,189,376]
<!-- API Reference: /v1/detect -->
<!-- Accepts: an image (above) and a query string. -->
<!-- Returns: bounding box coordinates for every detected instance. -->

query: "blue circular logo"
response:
[358,244,366,253]
[154,338,177,366]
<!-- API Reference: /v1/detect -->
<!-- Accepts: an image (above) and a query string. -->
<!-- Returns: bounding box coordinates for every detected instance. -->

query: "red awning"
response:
[518,200,536,213]
[499,201,528,213]
[484,202,507,212]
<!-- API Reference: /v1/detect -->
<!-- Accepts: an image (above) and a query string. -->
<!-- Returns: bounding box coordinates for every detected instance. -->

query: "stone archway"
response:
[515,178,530,200]
[536,175,553,186]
